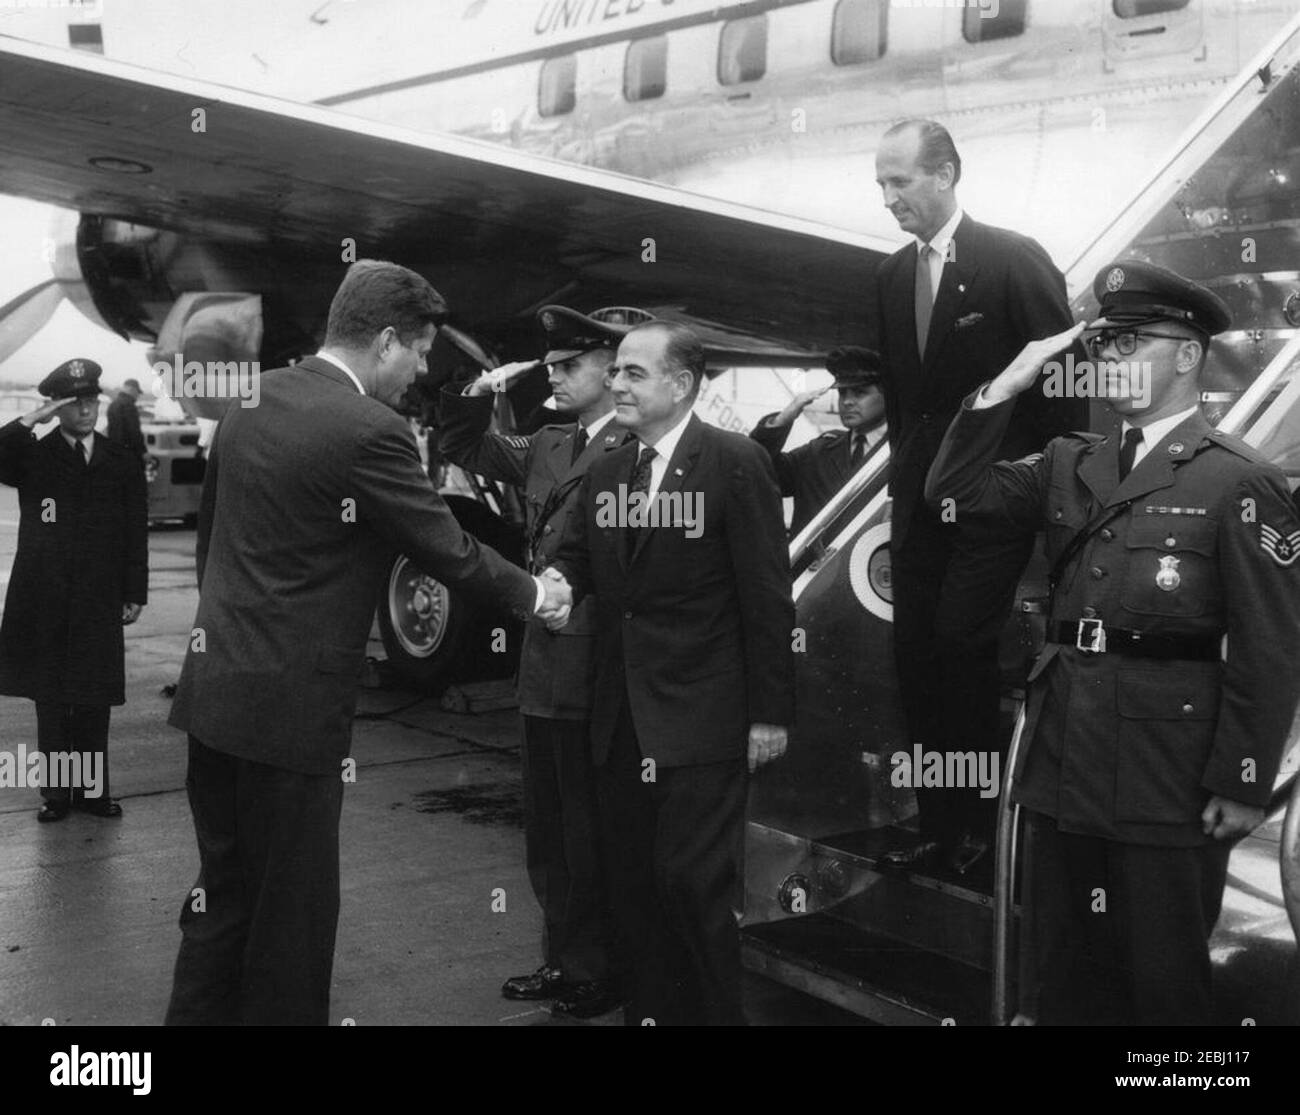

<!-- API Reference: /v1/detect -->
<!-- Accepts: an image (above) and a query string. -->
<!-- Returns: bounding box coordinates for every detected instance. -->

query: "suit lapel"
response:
[630,414,703,566]
[921,215,981,380]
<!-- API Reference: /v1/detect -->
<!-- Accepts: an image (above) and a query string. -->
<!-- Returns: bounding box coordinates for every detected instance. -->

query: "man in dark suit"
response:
[0,359,148,822]
[164,260,572,1026]
[106,378,145,459]
[928,261,1300,1023]
[750,346,887,535]
[550,321,795,1025]
[872,119,1085,874]
[439,304,638,1018]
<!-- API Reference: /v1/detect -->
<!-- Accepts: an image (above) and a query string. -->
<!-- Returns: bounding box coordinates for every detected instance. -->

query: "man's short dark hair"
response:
[629,321,706,399]
[884,119,962,187]
[324,260,449,349]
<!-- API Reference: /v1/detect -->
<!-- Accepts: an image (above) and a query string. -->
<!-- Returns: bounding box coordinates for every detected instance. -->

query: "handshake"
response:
[536,567,573,631]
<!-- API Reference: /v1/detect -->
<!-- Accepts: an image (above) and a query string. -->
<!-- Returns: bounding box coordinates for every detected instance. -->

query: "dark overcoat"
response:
[0,419,148,706]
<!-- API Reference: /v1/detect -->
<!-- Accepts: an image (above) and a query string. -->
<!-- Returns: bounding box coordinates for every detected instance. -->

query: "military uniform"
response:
[0,360,148,819]
[927,262,1300,1023]
[749,358,886,536]
[438,305,634,1002]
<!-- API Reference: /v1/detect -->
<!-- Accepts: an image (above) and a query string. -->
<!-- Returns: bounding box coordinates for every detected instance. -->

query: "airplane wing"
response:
[0,36,896,362]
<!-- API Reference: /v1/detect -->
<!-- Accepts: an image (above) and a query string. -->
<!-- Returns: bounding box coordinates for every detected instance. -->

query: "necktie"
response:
[629,445,656,497]
[78,440,89,469]
[571,425,588,465]
[1117,426,1143,481]
[915,242,934,360]
[850,433,866,470]
[627,445,656,558]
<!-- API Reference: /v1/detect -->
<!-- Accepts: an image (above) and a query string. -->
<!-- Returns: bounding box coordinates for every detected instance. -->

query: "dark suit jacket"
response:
[0,422,148,706]
[872,213,1082,551]
[438,389,632,720]
[928,396,1300,846]
[106,392,145,457]
[169,356,538,775]
[552,413,796,768]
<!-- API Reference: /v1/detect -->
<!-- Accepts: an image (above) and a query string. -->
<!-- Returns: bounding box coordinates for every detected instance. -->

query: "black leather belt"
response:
[1049,619,1221,661]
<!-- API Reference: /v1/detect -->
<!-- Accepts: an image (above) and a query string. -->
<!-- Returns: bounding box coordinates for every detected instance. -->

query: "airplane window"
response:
[832,0,887,65]
[625,35,668,102]
[719,15,768,86]
[1113,0,1191,16]
[539,54,576,117]
[962,0,1027,44]
[68,24,104,54]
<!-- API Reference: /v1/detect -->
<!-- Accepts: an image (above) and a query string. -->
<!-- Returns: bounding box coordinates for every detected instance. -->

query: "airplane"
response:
[0,0,1297,1023]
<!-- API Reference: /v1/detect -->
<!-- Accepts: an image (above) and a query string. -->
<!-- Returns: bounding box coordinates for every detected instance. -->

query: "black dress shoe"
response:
[36,801,70,823]
[551,981,623,1020]
[502,964,567,1001]
[77,797,123,818]
[879,840,942,871]
[947,832,990,875]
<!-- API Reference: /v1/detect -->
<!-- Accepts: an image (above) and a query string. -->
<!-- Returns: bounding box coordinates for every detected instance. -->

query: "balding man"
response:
[550,321,795,1025]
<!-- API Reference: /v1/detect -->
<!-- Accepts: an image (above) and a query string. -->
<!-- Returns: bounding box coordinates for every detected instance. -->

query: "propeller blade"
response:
[0,279,65,364]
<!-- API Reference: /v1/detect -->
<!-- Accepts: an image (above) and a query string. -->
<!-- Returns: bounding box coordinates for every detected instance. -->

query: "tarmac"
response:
[0,490,859,1027]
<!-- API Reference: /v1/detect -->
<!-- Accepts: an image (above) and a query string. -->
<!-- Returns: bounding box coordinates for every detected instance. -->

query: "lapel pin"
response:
[1168,442,1184,454]
[604,434,617,444]
[957,283,966,294]
[674,468,683,476]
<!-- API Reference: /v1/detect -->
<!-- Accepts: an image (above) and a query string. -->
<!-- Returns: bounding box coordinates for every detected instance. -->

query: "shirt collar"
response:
[1122,404,1199,450]
[918,206,964,257]
[641,408,693,463]
[315,350,366,396]
[61,429,94,452]
[582,408,617,439]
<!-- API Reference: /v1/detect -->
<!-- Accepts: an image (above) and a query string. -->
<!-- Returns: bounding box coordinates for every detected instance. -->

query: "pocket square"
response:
[955,312,985,329]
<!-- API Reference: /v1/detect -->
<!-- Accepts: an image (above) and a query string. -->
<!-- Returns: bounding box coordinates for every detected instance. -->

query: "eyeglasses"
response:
[1083,328,1191,357]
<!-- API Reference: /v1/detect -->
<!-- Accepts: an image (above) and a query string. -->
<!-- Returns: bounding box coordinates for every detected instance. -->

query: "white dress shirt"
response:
[315,350,367,396]
[1120,405,1199,470]
[917,207,964,302]
[61,429,94,464]
[638,408,694,501]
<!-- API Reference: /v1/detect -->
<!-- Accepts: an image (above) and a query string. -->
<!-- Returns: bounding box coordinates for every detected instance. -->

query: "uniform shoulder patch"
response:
[1260,522,1300,567]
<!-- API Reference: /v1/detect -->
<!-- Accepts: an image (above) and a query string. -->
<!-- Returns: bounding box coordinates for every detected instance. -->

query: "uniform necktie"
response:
[571,425,588,465]
[1118,426,1143,481]
[626,445,657,558]
[850,433,866,469]
[915,242,934,360]
[78,440,89,469]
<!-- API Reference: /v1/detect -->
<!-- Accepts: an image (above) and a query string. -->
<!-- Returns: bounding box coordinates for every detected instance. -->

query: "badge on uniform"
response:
[1260,523,1300,567]
[1155,554,1181,591]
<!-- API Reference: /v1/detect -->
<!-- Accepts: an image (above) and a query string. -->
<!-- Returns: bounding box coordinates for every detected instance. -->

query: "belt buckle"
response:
[1075,618,1106,654]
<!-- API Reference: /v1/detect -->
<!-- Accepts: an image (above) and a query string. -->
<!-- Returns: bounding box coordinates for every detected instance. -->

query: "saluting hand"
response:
[122,603,143,625]
[748,723,788,773]
[1201,795,1265,841]
[770,385,831,428]
[20,396,79,427]
[463,360,541,397]
[983,322,1087,406]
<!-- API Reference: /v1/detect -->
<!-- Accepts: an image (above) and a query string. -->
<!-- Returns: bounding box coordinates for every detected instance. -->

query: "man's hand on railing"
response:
[1202,795,1266,841]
